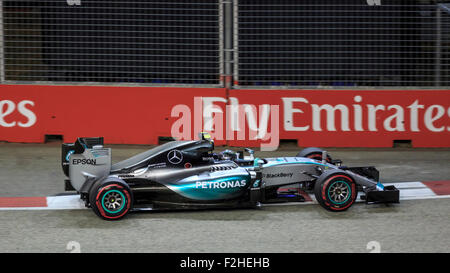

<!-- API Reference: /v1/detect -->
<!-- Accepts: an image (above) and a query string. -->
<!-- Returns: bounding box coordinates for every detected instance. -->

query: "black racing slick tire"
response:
[314,172,357,212]
[89,179,133,220]
[296,147,332,162]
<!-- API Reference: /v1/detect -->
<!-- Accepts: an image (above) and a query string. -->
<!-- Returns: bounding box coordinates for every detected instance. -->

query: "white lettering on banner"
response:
[311,104,350,131]
[383,105,405,132]
[228,97,240,132]
[0,100,36,128]
[0,100,16,127]
[282,97,309,131]
[202,97,227,132]
[408,100,424,132]
[170,95,450,147]
[243,104,272,140]
[448,107,450,132]
[367,104,385,132]
[425,105,446,132]
[279,96,448,133]
[170,96,280,150]
[353,96,364,131]
[17,100,37,128]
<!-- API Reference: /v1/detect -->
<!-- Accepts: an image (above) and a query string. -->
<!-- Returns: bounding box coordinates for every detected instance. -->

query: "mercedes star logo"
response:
[167,150,183,164]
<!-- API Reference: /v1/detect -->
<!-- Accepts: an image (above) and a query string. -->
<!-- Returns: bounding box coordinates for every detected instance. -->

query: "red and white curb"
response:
[0,195,86,210]
[0,180,449,210]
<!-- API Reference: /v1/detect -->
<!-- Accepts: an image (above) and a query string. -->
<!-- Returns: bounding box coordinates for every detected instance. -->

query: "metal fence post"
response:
[222,0,233,89]
[233,0,238,88]
[219,0,224,87]
[436,7,441,87]
[0,0,4,83]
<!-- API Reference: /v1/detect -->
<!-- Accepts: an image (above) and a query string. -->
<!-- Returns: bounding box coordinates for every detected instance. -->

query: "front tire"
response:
[89,180,133,220]
[314,172,356,211]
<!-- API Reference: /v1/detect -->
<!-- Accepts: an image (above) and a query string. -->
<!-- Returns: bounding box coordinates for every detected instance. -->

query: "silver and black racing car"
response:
[61,133,399,220]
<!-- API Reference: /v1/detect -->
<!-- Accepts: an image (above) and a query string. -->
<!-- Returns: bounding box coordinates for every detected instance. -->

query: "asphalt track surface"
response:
[0,142,449,253]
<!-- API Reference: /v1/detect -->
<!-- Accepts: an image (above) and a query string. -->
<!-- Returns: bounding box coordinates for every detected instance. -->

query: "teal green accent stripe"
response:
[327,181,351,205]
[101,190,126,214]
[169,175,250,200]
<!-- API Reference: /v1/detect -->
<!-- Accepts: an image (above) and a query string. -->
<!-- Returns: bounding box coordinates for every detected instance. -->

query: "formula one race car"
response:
[61,133,399,220]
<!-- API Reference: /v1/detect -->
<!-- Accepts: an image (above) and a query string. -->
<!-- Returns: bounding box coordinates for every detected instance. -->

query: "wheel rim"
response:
[102,190,126,214]
[327,181,351,204]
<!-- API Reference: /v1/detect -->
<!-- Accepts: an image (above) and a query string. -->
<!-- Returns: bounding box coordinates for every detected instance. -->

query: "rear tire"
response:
[296,147,332,162]
[89,179,133,220]
[314,172,356,211]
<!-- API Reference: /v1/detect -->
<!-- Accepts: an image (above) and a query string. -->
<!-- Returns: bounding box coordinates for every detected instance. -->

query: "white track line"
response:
[46,195,86,210]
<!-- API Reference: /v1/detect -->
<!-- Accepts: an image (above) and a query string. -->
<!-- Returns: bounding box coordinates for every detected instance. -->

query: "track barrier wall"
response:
[1,84,449,147]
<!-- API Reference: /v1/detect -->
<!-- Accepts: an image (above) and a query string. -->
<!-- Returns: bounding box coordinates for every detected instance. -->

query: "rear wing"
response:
[62,137,104,177]
[62,137,111,192]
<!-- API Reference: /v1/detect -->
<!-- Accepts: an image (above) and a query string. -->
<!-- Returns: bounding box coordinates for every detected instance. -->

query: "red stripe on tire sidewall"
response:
[321,175,356,211]
[96,184,131,219]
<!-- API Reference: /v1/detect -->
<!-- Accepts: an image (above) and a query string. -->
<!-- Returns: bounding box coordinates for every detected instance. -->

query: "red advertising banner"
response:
[1,84,449,147]
[228,89,450,147]
[0,84,227,145]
